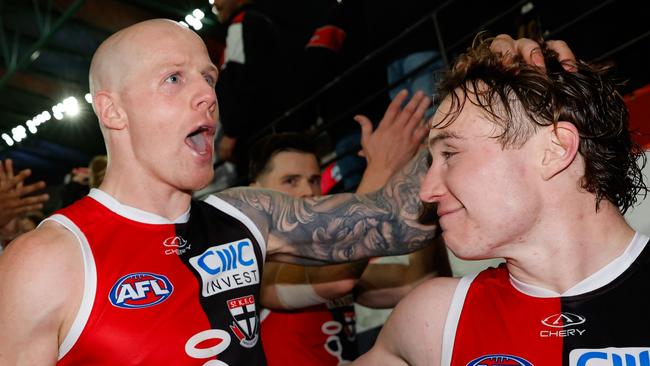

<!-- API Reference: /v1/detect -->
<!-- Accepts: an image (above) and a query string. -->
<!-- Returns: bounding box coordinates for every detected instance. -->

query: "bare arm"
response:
[354,237,451,308]
[260,260,367,309]
[259,90,432,308]
[218,146,434,265]
[0,222,83,365]
[352,277,459,366]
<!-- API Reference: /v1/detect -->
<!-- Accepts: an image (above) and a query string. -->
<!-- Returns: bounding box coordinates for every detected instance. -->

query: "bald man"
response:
[0,19,437,366]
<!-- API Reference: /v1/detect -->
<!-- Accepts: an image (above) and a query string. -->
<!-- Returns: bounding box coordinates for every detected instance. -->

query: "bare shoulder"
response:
[0,220,81,273]
[0,220,83,363]
[362,277,460,366]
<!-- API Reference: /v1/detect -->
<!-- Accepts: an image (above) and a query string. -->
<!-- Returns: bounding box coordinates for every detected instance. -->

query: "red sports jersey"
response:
[53,189,267,365]
[261,295,357,365]
[443,233,650,366]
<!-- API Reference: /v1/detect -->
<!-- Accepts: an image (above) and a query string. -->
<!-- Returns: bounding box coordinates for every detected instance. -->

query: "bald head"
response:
[89,19,205,98]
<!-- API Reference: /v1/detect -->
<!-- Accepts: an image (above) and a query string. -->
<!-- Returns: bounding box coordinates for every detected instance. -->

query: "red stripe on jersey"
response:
[56,197,214,365]
[450,267,564,365]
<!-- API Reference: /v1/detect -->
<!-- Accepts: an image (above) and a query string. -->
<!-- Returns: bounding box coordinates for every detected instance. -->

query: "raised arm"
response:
[259,89,432,309]
[218,145,434,265]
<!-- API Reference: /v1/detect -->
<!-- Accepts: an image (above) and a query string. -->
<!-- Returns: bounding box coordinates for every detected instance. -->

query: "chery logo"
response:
[163,236,190,255]
[542,312,586,328]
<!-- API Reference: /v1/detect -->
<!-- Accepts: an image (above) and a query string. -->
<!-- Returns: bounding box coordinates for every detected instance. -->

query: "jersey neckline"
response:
[88,188,190,224]
[509,231,650,298]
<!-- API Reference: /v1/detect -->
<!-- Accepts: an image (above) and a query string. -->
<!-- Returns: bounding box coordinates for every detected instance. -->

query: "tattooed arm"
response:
[216,148,435,264]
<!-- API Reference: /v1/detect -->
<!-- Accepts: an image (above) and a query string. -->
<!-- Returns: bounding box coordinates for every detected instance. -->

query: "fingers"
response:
[17,180,46,196]
[0,159,7,181]
[517,38,545,68]
[382,89,409,127]
[18,193,49,207]
[404,92,431,132]
[546,40,577,71]
[354,114,374,150]
[491,34,578,71]
[5,159,14,179]
[491,34,544,67]
[490,34,518,65]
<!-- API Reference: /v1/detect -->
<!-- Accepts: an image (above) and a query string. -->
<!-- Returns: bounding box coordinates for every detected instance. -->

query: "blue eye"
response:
[165,74,180,83]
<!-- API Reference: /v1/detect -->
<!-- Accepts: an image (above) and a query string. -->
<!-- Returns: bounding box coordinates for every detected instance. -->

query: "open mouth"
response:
[185,126,214,156]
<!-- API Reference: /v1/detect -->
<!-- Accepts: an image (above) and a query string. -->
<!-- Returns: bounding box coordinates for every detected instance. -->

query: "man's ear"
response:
[93,91,126,130]
[541,121,579,180]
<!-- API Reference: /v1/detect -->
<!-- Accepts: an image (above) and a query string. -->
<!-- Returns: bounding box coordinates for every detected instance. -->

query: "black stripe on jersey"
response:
[561,239,650,364]
[178,199,267,366]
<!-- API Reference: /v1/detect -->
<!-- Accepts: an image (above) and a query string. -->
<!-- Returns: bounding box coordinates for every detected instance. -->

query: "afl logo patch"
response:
[467,354,533,366]
[109,272,173,309]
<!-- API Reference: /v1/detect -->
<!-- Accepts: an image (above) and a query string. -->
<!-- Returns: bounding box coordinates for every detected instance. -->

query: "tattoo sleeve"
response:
[217,149,436,264]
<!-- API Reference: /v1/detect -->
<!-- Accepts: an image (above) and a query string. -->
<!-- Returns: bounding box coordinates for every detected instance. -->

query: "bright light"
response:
[12,126,27,142]
[185,14,197,26]
[193,9,205,20]
[26,120,38,134]
[63,97,80,116]
[208,0,214,4]
[185,14,203,30]
[1,93,90,147]
[85,93,92,104]
[2,133,14,146]
[52,103,63,120]
[178,21,190,28]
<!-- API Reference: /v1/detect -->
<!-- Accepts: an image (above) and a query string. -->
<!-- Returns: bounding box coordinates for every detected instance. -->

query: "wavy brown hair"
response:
[431,34,647,214]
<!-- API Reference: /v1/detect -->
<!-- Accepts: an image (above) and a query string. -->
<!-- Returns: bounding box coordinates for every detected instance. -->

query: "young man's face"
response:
[419,95,545,259]
[118,23,219,191]
[254,151,322,198]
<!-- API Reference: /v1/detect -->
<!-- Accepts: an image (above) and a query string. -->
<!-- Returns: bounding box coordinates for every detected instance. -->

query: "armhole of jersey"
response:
[203,195,267,262]
[440,273,478,366]
[42,214,97,360]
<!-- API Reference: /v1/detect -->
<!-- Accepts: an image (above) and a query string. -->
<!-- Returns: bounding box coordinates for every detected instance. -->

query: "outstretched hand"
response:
[354,89,431,193]
[0,159,49,228]
[490,34,576,71]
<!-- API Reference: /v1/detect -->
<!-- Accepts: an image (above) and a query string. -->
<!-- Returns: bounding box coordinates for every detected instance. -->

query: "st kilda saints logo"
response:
[227,295,259,348]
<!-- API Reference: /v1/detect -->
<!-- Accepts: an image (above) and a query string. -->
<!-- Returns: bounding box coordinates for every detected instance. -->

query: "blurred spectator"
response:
[88,155,108,189]
[213,0,308,184]
[0,211,44,252]
[0,159,49,251]
[60,155,107,207]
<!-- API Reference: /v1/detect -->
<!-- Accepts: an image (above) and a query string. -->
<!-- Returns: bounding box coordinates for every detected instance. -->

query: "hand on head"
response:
[489,34,576,71]
[0,159,49,228]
